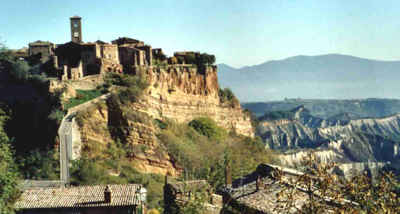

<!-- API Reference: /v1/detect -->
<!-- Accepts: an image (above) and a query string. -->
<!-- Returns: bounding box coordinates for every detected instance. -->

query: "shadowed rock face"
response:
[257,106,400,177]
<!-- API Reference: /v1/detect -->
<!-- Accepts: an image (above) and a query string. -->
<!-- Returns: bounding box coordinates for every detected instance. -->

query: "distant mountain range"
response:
[218,54,400,102]
[243,98,400,119]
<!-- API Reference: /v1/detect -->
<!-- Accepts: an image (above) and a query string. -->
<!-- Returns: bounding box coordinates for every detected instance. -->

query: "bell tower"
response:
[70,16,82,43]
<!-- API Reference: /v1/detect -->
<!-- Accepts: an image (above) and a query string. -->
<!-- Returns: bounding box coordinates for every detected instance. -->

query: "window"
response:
[73,23,78,28]
[74,32,79,37]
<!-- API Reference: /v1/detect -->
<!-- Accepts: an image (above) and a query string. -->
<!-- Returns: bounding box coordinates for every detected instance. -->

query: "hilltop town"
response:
[15,16,215,82]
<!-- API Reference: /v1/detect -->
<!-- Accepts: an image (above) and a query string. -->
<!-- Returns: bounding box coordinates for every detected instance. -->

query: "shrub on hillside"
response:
[219,88,239,107]
[158,118,278,189]
[0,107,20,213]
[105,73,149,104]
[48,109,65,125]
[188,117,227,141]
[17,149,59,180]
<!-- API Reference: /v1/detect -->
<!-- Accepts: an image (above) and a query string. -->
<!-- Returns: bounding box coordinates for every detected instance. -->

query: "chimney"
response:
[256,175,261,191]
[225,163,232,188]
[53,55,58,69]
[104,185,112,203]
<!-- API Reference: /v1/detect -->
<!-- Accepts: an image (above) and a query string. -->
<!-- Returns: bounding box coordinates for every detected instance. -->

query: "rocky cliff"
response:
[72,65,253,176]
[134,65,254,137]
[257,106,400,177]
[75,100,182,176]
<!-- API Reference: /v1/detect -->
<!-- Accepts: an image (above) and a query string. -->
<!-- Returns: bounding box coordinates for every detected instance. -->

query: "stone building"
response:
[54,39,123,80]
[220,164,349,214]
[118,45,147,70]
[28,41,55,63]
[70,16,82,43]
[164,178,222,214]
[54,42,83,80]
[25,16,209,81]
[112,37,144,46]
[135,44,152,66]
[81,41,121,74]
[16,184,146,214]
[112,37,153,67]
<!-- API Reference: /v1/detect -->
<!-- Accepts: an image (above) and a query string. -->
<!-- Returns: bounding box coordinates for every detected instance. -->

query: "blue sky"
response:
[1,0,400,67]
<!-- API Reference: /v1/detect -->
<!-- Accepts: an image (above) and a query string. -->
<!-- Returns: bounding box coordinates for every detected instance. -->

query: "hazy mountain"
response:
[243,98,400,118]
[218,54,400,102]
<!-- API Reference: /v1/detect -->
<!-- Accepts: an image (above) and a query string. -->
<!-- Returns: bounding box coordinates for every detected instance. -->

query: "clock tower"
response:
[70,16,82,43]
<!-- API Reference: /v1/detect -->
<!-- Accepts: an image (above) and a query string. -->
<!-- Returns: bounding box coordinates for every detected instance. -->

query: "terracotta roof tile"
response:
[16,184,143,209]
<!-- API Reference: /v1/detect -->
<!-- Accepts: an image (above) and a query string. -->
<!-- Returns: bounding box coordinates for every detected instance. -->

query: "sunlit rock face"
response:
[74,65,254,176]
[136,65,254,137]
[258,106,400,177]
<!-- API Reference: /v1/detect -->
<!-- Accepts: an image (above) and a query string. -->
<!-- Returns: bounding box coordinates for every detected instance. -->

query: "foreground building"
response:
[220,164,348,214]
[16,184,146,214]
[164,178,223,214]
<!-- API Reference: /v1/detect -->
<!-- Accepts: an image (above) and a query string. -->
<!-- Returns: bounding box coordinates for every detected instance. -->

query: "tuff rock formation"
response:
[74,65,254,176]
[257,106,400,177]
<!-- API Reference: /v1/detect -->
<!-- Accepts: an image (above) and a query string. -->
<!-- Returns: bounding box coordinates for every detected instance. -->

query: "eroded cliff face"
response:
[258,106,400,177]
[73,65,253,176]
[76,101,182,176]
[134,65,254,137]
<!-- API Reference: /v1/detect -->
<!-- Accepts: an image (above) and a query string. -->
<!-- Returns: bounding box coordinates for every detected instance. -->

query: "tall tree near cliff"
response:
[0,107,21,214]
[0,44,21,213]
[274,153,400,213]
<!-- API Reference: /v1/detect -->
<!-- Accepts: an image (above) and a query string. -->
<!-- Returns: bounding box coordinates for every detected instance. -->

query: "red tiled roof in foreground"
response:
[15,184,142,209]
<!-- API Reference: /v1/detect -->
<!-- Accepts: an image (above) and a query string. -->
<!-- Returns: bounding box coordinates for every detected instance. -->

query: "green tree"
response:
[188,117,227,141]
[0,108,21,214]
[274,153,400,213]
[197,53,215,65]
[17,149,59,180]
[185,53,196,64]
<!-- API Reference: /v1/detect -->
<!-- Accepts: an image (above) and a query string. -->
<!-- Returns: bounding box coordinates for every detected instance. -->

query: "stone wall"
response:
[28,42,54,63]
[100,44,119,63]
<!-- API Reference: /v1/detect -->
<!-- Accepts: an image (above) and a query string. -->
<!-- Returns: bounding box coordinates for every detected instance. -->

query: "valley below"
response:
[252,103,400,178]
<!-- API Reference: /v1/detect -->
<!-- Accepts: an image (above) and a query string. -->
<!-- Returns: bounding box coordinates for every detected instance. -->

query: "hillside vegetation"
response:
[158,117,277,189]
[0,107,20,214]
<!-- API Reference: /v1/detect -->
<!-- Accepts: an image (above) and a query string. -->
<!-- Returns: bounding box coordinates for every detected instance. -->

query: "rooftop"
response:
[29,40,53,46]
[222,164,344,213]
[16,184,143,209]
[228,177,309,213]
[112,37,143,45]
[21,180,66,190]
